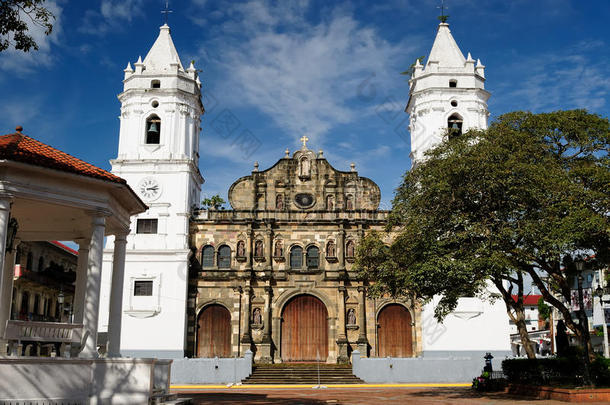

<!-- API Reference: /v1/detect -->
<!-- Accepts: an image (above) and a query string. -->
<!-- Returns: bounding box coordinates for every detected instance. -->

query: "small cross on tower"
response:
[300,135,309,149]
[437,0,449,23]
[161,0,173,24]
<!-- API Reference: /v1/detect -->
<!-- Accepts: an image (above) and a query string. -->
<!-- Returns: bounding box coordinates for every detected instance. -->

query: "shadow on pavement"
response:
[180,392,331,405]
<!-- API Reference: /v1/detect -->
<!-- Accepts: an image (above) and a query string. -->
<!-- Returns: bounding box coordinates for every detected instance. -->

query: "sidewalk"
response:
[172,386,610,404]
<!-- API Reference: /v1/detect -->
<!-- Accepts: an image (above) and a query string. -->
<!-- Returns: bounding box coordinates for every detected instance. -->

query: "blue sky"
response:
[1,0,609,208]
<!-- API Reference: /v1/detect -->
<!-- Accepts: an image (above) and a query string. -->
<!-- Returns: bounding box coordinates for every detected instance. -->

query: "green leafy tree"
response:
[201,194,226,210]
[0,1,55,53]
[357,110,610,362]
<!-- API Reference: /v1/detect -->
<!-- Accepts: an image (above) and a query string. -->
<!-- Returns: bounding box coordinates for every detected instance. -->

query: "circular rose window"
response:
[294,193,315,208]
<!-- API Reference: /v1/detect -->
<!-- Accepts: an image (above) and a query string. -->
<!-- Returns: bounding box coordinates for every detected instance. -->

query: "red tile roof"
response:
[0,128,125,184]
[512,294,543,306]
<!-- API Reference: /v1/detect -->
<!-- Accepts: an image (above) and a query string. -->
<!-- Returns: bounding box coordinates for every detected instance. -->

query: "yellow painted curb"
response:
[171,383,471,389]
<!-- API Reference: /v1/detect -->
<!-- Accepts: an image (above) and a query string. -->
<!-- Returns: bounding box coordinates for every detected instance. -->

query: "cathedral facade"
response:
[187,142,419,363]
[99,19,511,362]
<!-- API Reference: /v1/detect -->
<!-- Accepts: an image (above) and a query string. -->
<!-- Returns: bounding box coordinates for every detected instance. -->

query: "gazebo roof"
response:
[0,127,125,185]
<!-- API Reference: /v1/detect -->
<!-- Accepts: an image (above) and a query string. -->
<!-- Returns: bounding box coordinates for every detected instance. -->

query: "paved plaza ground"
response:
[173,386,610,404]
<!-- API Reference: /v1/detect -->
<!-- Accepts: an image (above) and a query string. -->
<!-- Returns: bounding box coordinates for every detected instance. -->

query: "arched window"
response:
[449,79,457,88]
[217,245,231,269]
[306,246,319,269]
[447,113,463,137]
[346,240,355,258]
[201,245,214,268]
[146,115,161,144]
[20,291,29,318]
[151,79,161,88]
[26,252,33,270]
[290,246,303,269]
[33,294,40,316]
[345,194,354,210]
[38,256,44,272]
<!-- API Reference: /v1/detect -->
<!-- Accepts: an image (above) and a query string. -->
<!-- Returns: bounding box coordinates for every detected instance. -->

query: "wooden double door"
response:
[281,295,328,362]
[377,304,413,357]
[197,304,231,358]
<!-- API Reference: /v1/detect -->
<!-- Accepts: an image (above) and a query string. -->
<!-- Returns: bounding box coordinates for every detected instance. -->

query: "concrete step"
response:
[242,363,363,385]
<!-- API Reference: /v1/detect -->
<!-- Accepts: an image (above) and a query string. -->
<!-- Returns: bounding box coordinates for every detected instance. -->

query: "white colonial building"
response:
[99,24,204,358]
[406,22,511,357]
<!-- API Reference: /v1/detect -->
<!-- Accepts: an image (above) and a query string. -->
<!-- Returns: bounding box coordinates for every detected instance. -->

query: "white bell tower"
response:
[406,21,511,358]
[406,22,490,165]
[99,24,204,358]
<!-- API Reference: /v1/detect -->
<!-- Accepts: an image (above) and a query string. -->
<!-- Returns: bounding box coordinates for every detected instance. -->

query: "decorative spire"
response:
[142,23,184,72]
[426,20,465,68]
[124,62,133,72]
[285,148,290,157]
[350,162,356,172]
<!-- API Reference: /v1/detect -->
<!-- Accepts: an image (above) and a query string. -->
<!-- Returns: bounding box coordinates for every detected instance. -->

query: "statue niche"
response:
[299,157,311,179]
[251,307,263,329]
[254,240,265,261]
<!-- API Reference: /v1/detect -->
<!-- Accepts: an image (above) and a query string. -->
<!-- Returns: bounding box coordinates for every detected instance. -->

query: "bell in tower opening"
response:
[146,115,161,144]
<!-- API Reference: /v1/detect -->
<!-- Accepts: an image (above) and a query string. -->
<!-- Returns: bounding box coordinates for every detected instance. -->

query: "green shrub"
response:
[502,357,585,386]
[591,357,610,387]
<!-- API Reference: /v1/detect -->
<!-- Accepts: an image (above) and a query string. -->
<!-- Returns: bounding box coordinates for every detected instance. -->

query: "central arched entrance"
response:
[281,294,328,362]
[377,304,413,357]
[197,304,231,358]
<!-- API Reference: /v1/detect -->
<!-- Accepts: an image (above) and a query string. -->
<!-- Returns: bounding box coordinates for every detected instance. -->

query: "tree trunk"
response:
[492,275,536,359]
[513,306,537,359]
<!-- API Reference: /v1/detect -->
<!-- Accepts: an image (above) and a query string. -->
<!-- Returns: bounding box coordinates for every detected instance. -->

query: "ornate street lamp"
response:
[575,259,592,385]
[594,283,610,358]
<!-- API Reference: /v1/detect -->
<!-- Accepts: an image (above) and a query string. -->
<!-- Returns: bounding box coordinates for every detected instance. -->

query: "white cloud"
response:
[0,1,63,73]
[79,0,145,36]
[495,41,610,114]
[195,1,413,146]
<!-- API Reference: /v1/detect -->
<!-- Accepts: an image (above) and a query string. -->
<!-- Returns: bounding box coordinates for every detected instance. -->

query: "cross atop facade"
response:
[161,0,173,24]
[300,135,309,148]
[437,0,449,23]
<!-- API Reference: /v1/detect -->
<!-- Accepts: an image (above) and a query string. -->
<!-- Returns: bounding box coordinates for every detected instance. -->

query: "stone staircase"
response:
[242,363,364,385]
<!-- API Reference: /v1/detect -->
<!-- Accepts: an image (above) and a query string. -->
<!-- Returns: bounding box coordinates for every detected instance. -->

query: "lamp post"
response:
[57,290,64,322]
[575,259,592,385]
[594,283,609,358]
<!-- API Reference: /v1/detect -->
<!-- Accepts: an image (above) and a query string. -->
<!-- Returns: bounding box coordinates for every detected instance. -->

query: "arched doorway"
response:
[281,294,328,362]
[197,304,231,358]
[377,304,413,357]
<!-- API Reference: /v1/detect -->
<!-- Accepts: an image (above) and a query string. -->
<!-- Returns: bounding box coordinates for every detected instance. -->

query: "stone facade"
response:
[188,144,421,363]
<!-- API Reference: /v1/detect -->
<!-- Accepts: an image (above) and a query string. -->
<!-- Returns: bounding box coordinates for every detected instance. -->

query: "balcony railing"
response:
[4,320,83,345]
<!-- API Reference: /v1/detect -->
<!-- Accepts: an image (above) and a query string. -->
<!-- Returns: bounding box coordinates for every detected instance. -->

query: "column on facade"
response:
[0,197,14,353]
[263,285,273,339]
[357,285,368,355]
[72,238,91,325]
[265,227,273,271]
[240,285,252,346]
[107,231,128,357]
[336,285,349,363]
[338,228,345,268]
[246,227,253,269]
[80,215,106,357]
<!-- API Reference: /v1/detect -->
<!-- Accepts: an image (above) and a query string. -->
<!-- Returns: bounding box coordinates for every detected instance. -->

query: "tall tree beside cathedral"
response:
[357,109,610,360]
[0,0,54,52]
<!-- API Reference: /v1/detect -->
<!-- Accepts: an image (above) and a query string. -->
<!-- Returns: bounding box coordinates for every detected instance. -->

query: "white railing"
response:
[4,320,83,344]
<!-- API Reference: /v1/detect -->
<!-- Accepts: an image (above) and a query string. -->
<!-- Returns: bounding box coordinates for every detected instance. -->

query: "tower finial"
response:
[437,0,449,23]
[161,0,173,25]
[300,135,309,149]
